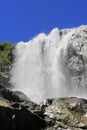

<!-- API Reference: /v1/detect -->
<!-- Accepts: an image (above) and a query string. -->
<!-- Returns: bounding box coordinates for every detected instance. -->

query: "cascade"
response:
[10,25,87,104]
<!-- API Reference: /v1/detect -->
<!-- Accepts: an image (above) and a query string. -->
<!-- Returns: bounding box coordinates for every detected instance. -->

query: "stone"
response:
[42,97,87,130]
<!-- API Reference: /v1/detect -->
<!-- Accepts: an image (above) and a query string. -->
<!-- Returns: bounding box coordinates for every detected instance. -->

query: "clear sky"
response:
[0,0,87,43]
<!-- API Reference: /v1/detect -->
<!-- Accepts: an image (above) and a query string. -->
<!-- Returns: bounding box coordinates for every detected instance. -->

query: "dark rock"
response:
[0,106,16,130]
[0,89,23,102]
[14,107,46,130]
[0,99,46,130]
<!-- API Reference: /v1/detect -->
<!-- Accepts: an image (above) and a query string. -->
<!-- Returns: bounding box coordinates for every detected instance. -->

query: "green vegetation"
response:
[0,42,14,66]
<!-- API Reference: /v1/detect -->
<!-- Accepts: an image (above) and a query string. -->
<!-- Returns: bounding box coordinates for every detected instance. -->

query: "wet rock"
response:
[66,26,87,90]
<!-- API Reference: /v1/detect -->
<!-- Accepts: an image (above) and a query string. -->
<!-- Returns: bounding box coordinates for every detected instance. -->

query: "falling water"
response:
[10,26,87,104]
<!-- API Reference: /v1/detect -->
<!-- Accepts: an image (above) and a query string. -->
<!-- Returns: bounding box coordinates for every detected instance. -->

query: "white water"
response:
[10,27,87,104]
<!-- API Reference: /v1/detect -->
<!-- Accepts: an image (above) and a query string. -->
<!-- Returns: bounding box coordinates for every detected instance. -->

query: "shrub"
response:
[0,42,14,66]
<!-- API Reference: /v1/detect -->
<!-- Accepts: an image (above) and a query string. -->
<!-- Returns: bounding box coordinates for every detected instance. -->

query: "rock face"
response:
[65,26,87,92]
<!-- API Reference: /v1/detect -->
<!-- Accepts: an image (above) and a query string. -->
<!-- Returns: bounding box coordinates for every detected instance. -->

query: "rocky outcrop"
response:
[42,97,87,130]
[0,96,87,130]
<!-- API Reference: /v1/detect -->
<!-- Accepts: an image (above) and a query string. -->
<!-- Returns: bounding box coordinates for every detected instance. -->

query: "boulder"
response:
[41,97,87,130]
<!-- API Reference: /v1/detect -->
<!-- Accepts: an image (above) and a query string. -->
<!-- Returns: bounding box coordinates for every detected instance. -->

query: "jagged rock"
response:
[41,97,87,130]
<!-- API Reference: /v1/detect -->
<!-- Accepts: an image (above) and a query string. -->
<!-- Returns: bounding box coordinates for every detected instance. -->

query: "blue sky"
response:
[0,0,87,43]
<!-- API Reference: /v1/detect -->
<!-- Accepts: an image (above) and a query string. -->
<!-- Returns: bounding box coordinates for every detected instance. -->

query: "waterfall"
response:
[10,26,87,104]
